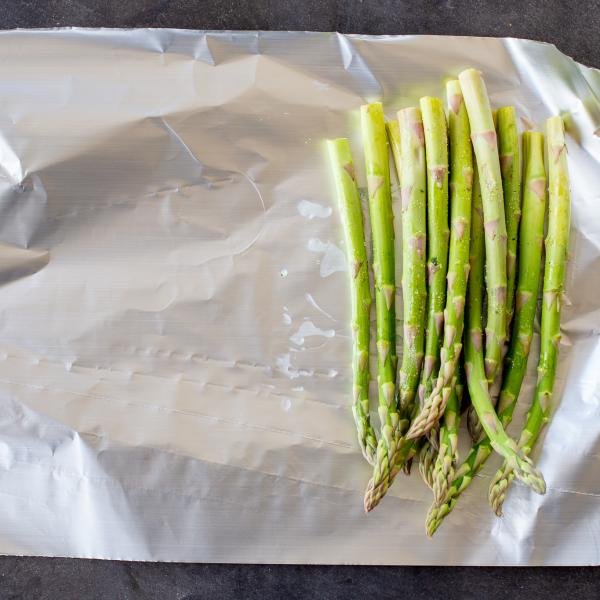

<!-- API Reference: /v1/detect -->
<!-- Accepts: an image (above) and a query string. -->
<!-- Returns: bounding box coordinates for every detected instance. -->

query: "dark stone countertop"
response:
[0,1,599,598]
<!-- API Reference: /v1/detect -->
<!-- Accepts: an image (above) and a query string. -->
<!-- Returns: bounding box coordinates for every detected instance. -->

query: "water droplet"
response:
[297,199,332,219]
[307,239,347,277]
[276,354,314,379]
[280,397,292,411]
[280,268,288,278]
[305,292,336,321]
[290,321,335,346]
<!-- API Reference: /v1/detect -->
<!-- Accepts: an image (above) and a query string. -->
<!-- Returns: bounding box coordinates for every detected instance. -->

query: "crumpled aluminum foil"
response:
[0,29,597,565]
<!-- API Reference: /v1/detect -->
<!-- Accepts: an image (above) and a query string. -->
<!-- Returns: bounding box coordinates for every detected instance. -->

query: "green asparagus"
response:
[419,438,437,489]
[461,165,545,495]
[497,106,522,327]
[489,116,570,516]
[426,129,547,534]
[387,120,402,177]
[406,80,473,439]
[432,370,462,505]
[459,68,507,383]
[418,97,449,405]
[497,131,547,427]
[364,107,427,512]
[361,102,399,473]
[397,106,428,422]
[327,138,377,464]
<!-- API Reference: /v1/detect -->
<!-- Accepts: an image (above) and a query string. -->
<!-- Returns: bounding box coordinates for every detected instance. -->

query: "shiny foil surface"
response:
[0,29,598,564]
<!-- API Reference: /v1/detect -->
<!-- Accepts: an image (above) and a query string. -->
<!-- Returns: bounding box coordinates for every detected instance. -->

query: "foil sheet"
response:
[0,29,598,565]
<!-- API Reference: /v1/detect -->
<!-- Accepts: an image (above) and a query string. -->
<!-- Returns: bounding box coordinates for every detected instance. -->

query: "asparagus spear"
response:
[489,116,570,515]
[406,80,473,439]
[459,68,507,382]
[387,119,416,473]
[396,107,428,422]
[461,165,545,495]
[466,401,484,443]
[431,371,462,505]
[360,103,399,470]
[364,107,427,512]
[497,131,547,428]
[327,138,377,465]
[418,97,449,405]
[426,129,547,535]
[497,106,522,327]
[465,108,518,437]
[387,120,402,176]
[483,107,524,411]
[418,438,437,489]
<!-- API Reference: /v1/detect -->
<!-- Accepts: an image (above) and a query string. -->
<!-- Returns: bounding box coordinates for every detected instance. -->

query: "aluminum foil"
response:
[0,29,598,565]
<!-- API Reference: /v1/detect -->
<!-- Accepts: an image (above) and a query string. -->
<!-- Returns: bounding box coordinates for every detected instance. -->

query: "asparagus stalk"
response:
[418,97,449,405]
[360,103,399,470]
[489,116,570,515]
[406,80,473,439]
[497,131,547,426]
[364,107,427,512]
[387,119,415,474]
[458,68,507,382]
[396,107,428,421]
[484,107,523,409]
[461,165,545,495]
[327,138,377,465]
[418,438,437,489]
[497,106,522,326]
[431,370,462,505]
[426,129,547,535]
[387,120,402,176]
[466,108,518,435]
[466,401,484,443]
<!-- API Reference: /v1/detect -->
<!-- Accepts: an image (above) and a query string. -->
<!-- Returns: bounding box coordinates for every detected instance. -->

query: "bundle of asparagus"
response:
[328,68,571,536]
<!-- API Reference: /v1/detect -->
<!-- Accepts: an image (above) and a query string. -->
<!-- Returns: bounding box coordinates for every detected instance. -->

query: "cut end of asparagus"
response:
[446,79,462,114]
[360,101,384,117]
[458,68,495,134]
[546,115,566,149]
[398,106,425,147]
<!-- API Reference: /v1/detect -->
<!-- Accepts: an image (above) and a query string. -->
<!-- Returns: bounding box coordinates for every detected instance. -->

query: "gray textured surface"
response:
[0,0,599,597]
[0,558,598,599]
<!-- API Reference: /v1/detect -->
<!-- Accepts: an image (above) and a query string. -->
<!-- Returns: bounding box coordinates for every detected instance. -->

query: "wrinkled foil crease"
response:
[0,29,597,565]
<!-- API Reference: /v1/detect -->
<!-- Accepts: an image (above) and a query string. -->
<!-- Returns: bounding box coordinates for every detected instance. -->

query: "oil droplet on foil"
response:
[305,292,336,322]
[275,353,314,379]
[280,268,288,278]
[280,397,292,411]
[297,199,332,219]
[282,312,292,325]
[307,238,347,277]
[290,320,335,346]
